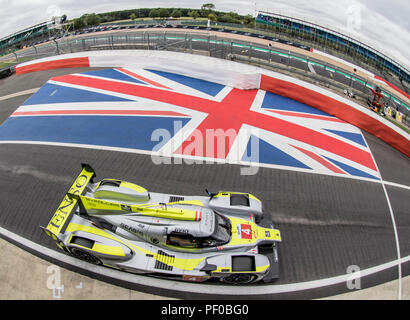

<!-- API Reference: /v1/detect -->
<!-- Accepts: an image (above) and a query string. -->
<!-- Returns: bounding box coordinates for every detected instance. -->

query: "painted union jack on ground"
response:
[0,67,379,180]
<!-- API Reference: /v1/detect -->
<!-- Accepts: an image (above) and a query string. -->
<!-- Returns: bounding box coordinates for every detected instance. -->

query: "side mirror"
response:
[205,189,217,198]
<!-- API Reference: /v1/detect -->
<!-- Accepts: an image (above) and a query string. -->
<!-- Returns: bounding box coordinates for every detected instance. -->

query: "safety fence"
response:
[2,29,410,128]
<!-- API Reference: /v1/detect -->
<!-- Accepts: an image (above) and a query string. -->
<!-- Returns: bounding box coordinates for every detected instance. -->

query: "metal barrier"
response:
[2,29,409,127]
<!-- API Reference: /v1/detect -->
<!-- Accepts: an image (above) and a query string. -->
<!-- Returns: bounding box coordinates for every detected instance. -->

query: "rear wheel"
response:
[220,273,257,285]
[70,248,102,265]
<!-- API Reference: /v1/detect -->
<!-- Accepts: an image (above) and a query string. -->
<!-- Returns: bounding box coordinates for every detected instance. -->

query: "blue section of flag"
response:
[262,91,333,117]
[243,135,311,169]
[146,69,225,97]
[325,129,367,147]
[323,156,379,180]
[81,69,145,84]
[0,116,189,151]
[22,83,133,106]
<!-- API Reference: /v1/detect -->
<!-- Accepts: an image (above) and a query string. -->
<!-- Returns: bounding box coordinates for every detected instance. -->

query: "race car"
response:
[41,164,281,284]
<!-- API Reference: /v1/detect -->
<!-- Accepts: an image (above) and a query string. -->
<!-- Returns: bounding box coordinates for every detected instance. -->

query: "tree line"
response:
[71,5,255,30]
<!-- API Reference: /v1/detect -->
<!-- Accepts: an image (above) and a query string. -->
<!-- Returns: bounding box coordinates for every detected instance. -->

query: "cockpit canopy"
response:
[166,212,231,248]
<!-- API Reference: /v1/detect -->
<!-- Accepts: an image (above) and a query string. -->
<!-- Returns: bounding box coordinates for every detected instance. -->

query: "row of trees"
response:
[71,4,255,30]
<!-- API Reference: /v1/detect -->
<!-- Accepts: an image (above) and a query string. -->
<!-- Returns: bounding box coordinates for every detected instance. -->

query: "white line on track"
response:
[0,88,40,102]
[380,180,402,299]
[0,140,408,192]
[0,224,409,296]
[362,134,403,299]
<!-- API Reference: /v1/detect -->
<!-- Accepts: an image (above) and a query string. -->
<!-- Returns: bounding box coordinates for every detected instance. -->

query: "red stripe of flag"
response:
[12,110,188,117]
[116,68,171,89]
[292,145,346,174]
[265,109,346,123]
[260,74,410,158]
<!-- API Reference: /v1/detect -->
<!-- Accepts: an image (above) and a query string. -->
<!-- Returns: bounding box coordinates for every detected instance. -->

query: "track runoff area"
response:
[0,60,409,300]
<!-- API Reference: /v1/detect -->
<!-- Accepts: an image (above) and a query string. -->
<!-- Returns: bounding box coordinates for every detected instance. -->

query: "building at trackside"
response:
[256,11,410,85]
[0,22,50,52]
[0,16,66,53]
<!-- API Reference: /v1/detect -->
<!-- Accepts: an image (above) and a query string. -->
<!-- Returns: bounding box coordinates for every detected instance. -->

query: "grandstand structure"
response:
[0,16,67,54]
[256,11,410,86]
[0,22,50,52]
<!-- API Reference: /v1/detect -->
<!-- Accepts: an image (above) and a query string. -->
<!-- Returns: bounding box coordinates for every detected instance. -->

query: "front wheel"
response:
[70,248,102,265]
[220,273,257,285]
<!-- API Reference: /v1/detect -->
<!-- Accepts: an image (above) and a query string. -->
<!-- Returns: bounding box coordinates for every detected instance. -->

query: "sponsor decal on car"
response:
[236,224,253,239]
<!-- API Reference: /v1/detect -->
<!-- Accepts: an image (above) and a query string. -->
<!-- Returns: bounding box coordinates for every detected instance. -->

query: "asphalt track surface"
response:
[0,68,409,300]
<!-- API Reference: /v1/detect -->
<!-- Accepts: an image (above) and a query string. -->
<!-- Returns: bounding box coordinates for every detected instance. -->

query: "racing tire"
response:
[70,248,102,265]
[220,273,257,285]
[57,241,70,254]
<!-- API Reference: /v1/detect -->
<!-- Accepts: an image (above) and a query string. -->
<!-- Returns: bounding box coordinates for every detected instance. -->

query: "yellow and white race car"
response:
[41,164,281,284]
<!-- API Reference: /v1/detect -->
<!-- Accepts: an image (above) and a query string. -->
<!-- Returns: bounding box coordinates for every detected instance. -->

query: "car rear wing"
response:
[40,164,96,241]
